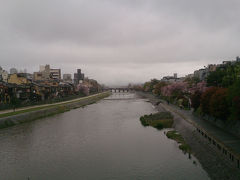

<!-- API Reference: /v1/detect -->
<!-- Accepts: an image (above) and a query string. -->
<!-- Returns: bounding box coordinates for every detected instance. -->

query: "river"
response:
[0,93,210,180]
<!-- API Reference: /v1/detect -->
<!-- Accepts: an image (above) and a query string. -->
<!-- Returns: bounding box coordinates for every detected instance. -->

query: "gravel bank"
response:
[136,92,240,180]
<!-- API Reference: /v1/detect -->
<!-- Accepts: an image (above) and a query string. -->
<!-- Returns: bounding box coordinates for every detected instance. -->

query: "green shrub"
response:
[166,130,191,153]
[139,112,173,130]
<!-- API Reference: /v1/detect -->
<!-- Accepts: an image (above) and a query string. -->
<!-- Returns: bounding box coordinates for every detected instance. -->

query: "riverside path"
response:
[0,92,109,116]
[159,101,240,170]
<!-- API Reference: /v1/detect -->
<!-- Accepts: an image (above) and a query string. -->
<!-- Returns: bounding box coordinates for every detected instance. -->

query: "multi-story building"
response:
[194,68,208,81]
[39,65,46,72]
[50,69,61,80]
[63,74,72,83]
[33,72,44,81]
[10,68,18,74]
[237,56,240,62]
[33,65,61,81]
[74,69,84,85]
[0,67,8,82]
[34,65,51,81]
[8,73,32,85]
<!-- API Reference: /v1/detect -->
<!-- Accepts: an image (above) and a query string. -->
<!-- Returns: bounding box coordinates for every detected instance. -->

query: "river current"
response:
[0,93,209,180]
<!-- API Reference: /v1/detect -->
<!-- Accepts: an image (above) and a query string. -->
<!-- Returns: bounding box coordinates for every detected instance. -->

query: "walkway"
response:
[0,92,108,116]
[160,101,240,162]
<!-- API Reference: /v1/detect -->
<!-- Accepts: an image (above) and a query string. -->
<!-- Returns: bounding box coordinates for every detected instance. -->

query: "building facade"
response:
[74,69,84,85]
[8,73,31,85]
[10,68,18,74]
[63,74,72,82]
[0,67,8,82]
[50,69,61,80]
[33,65,61,81]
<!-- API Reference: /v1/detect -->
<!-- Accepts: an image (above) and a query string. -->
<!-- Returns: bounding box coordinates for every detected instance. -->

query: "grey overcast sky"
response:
[0,0,240,86]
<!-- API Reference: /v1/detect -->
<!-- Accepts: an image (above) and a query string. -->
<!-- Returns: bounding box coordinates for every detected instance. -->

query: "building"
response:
[10,68,18,74]
[222,61,232,65]
[33,65,61,81]
[0,82,10,103]
[63,74,72,82]
[207,64,217,72]
[8,73,32,85]
[0,67,8,82]
[42,65,51,79]
[161,73,179,83]
[74,69,84,85]
[39,65,46,72]
[185,74,194,78]
[50,69,61,80]
[194,68,208,81]
[34,64,51,80]
[236,56,240,62]
[33,72,44,81]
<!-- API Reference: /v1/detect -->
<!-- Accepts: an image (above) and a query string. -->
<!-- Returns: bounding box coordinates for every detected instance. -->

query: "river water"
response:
[0,93,210,180]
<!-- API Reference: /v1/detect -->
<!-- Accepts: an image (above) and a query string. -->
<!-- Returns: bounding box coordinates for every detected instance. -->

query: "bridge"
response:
[105,87,134,93]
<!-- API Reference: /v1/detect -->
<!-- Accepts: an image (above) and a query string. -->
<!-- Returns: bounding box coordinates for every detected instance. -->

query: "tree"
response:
[153,82,167,96]
[184,76,200,87]
[160,82,189,105]
[209,88,229,120]
[143,82,151,92]
[207,69,225,87]
[190,91,202,111]
[76,84,89,96]
[200,87,217,115]
[207,62,240,88]
[10,96,21,112]
[143,79,160,93]
[227,80,240,121]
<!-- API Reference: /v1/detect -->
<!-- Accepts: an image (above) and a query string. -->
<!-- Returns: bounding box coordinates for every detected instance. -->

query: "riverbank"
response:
[0,92,111,129]
[136,91,240,180]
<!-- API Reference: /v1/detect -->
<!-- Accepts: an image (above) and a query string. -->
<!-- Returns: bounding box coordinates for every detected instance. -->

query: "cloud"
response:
[0,0,240,85]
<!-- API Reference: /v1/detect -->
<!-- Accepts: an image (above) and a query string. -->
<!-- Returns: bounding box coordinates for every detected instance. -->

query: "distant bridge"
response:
[105,88,134,93]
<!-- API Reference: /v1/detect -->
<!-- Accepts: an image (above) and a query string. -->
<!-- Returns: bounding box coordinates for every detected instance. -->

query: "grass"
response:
[0,92,111,129]
[140,112,173,130]
[0,105,71,129]
[0,106,51,118]
[166,130,191,153]
[0,92,110,119]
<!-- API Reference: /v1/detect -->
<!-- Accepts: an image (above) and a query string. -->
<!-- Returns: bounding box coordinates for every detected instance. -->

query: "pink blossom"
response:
[161,82,188,97]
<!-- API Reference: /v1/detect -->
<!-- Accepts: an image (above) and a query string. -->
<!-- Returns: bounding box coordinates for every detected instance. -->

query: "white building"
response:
[0,67,9,82]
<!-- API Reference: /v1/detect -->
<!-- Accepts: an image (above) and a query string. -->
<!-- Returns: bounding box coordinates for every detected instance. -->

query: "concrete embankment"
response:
[136,92,240,180]
[0,92,111,129]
